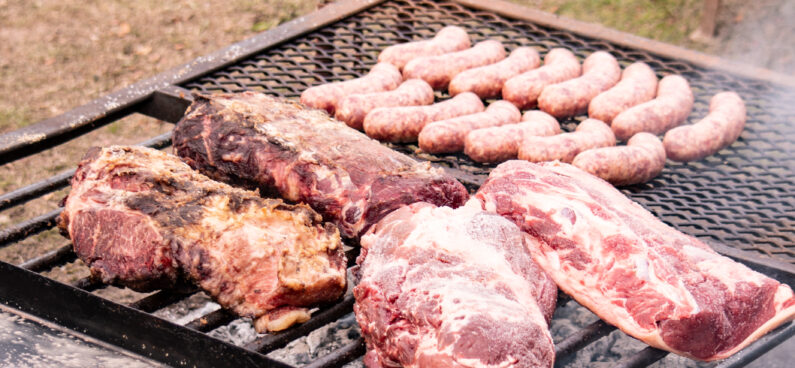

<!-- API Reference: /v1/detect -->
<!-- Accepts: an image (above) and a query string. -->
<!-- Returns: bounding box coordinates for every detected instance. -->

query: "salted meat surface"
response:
[173,92,469,239]
[474,160,795,361]
[58,146,347,332]
[354,200,557,368]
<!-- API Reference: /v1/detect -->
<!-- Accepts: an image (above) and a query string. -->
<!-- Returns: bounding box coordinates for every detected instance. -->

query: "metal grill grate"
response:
[184,0,795,265]
[0,0,794,367]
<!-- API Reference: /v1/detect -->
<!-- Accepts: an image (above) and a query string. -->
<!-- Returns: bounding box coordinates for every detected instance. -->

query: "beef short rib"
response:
[58,146,347,332]
[475,160,795,361]
[354,200,557,367]
[172,92,469,238]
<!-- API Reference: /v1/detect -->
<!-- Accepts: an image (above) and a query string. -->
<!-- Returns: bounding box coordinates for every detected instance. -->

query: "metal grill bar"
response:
[617,347,670,368]
[716,322,795,368]
[0,0,793,367]
[0,209,61,248]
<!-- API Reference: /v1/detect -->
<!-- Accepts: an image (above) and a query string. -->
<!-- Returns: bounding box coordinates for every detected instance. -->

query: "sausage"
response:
[378,26,471,71]
[518,118,616,163]
[572,132,666,186]
[611,75,694,141]
[537,51,621,118]
[464,110,560,163]
[363,92,484,143]
[663,91,746,162]
[418,101,521,154]
[335,79,434,130]
[448,47,541,99]
[588,62,658,124]
[300,63,402,115]
[502,48,581,109]
[403,40,506,90]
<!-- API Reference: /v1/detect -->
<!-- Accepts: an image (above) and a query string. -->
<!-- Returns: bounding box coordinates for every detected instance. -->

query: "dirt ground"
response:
[0,0,792,289]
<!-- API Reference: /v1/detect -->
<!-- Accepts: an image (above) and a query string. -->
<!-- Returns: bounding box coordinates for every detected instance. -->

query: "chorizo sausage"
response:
[464,110,560,163]
[663,91,746,162]
[335,79,434,130]
[537,51,621,118]
[448,47,541,99]
[363,92,484,143]
[418,100,521,154]
[300,63,402,115]
[502,48,581,109]
[572,132,666,186]
[403,40,506,90]
[378,26,471,71]
[518,118,616,163]
[611,75,694,141]
[588,62,658,124]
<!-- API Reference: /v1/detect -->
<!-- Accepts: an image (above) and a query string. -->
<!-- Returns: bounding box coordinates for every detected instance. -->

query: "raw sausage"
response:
[448,47,541,99]
[572,132,665,186]
[663,91,746,162]
[537,51,621,118]
[418,101,521,154]
[335,79,434,130]
[378,26,471,71]
[518,118,615,163]
[502,48,581,109]
[611,75,694,141]
[403,40,506,90]
[464,110,560,163]
[300,63,402,115]
[588,62,658,124]
[363,92,484,143]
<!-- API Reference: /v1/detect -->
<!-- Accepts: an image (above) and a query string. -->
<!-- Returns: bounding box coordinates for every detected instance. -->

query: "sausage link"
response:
[335,79,434,130]
[464,110,560,163]
[502,48,581,109]
[663,91,746,162]
[448,47,541,99]
[363,92,484,143]
[572,132,666,186]
[518,118,616,163]
[378,26,471,71]
[403,40,506,90]
[611,75,694,141]
[588,62,658,124]
[418,101,521,154]
[537,51,621,118]
[300,63,402,115]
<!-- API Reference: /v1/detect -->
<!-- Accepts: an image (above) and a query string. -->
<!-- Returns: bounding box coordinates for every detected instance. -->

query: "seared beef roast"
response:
[354,201,557,367]
[172,92,469,238]
[58,146,347,332]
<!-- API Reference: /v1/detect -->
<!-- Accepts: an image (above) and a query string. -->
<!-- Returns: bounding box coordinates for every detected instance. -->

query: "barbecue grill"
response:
[1,0,793,367]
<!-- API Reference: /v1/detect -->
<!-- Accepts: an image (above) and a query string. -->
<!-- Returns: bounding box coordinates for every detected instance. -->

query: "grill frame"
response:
[1,0,794,367]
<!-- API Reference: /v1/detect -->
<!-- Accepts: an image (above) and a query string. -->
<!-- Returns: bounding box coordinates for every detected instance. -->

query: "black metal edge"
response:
[0,260,291,368]
[0,0,388,166]
[715,322,795,368]
[452,0,795,88]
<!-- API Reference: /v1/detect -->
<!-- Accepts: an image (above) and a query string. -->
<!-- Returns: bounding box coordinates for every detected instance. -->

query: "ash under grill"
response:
[1,0,794,367]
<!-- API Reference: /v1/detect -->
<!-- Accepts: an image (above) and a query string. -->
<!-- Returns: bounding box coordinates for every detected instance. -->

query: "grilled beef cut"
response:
[475,160,795,361]
[58,146,347,332]
[354,200,557,368]
[173,92,469,239]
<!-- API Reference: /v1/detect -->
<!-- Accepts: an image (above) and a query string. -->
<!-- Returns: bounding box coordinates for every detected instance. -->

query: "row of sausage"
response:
[300,26,747,185]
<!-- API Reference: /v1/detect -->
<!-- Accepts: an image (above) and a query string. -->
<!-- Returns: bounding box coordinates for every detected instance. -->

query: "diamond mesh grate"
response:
[183,0,795,264]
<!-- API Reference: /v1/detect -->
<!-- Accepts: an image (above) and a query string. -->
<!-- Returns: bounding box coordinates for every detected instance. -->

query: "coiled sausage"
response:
[418,101,521,154]
[363,92,484,143]
[299,63,402,115]
[588,62,658,124]
[518,118,616,163]
[663,91,746,162]
[378,26,471,71]
[335,79,434,130]
[537,51,621,118]
[448,47,540,99]
[502,48,581,109]
[464,110,560,163]
[403,40,506,90]
[572,132,666,186]
[611,75,694,141]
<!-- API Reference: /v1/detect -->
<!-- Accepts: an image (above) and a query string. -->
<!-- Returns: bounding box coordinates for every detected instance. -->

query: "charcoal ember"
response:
[267,313,361,366]
[208,318,260,347]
